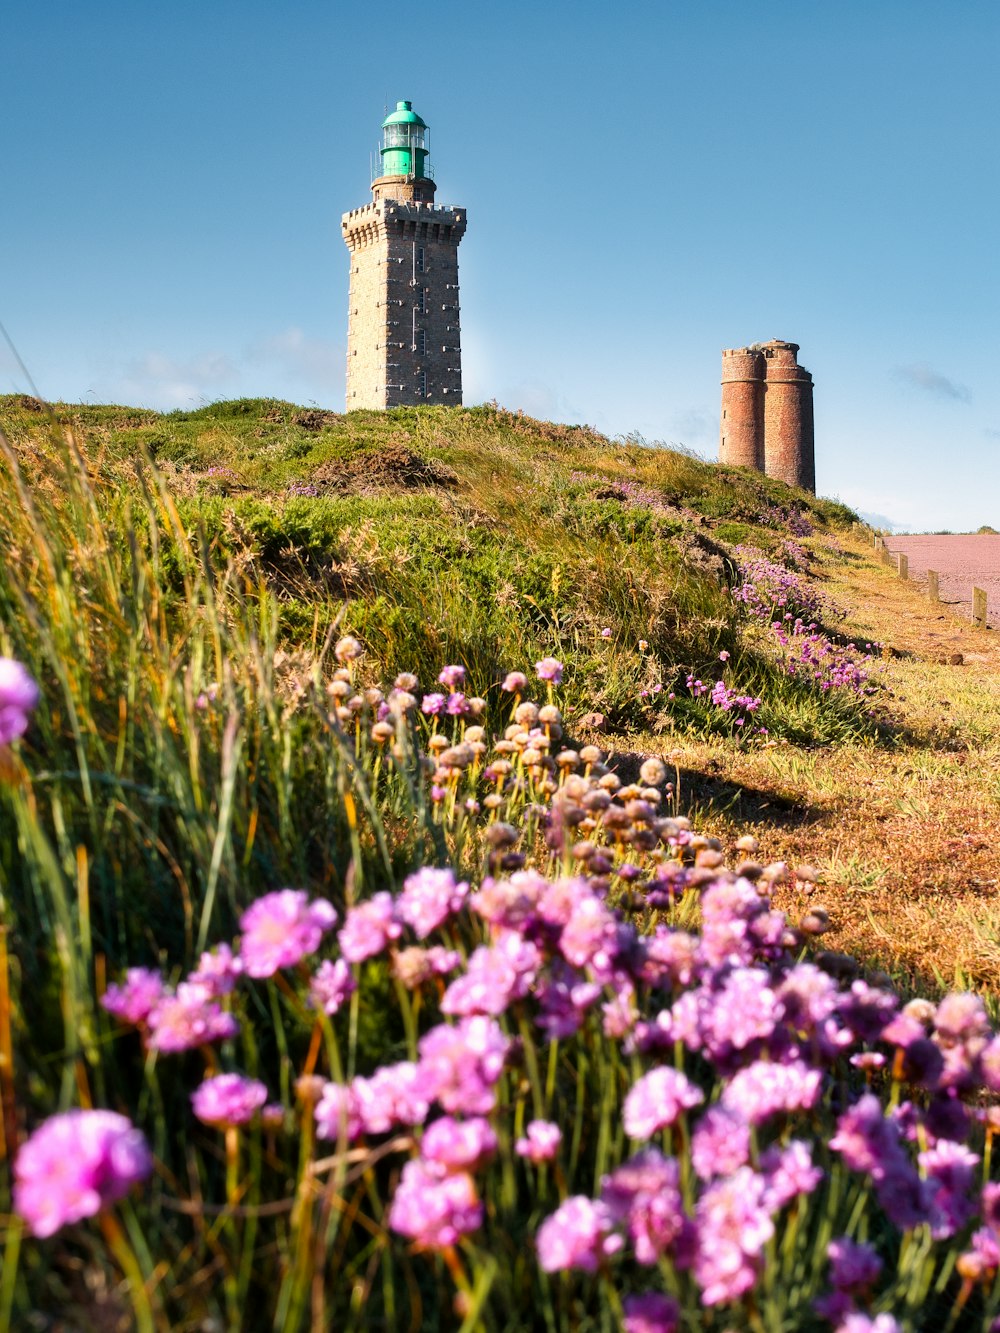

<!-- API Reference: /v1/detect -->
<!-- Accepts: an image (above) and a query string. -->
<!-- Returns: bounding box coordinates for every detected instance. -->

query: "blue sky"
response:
[4,0,998,530]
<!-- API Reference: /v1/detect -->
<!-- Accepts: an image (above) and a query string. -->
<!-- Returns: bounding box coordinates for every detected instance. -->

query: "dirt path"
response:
[886,534,1000,627]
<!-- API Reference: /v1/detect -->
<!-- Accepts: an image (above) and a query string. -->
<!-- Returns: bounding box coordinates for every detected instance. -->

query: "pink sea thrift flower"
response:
[441,936,540,1016]
[418,1017,509,1115]
[760,1139,823,1210]
[396,866,469,939]
[501,671,527,693]
[421,1116,497,1172]
[309,958,356,1015]
[147,982,240,1053]
[691,1106,750,1181]
[516,1120,562,1163]
[14,1110,152,1237]
[239,890,337,978]
[622,1293,680,1333]
[694,1166,774,1305]
[623,1067,704,1139]
[835,1318,901,1333]
[0,658,40,745]
[314,1081,363,1142]
[191,1073,268,1128]
[437,664,466,689]
[352,1061,430,1133]
[601,1148,690,1264]
[338,892,402,963]
[188,943,243,997]
[388,1158,482,1247]
[536,1196,621,1272]
[534,656,564,685]
[828,1236,882,1290]
[721,1059,822,1126]
[101,967,165,1025]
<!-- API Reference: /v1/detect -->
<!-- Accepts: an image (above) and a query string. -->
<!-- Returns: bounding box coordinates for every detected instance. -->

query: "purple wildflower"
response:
[147,983,240,1053]
[919,1139,980,1239]
[516,1120,562,1163]
[238,890,337,978]
[623,1067,704,1139]
[314,1082,363,1141]
[14,1110,152,1237]
[622,1293,680,1333]
[601,1148,689,1264]
[835,1318,901,1333]
[828,1236,882,1290]
[437,665,466,689]
[441,935,540,1016]
[691,1106,750,1181]
[417,1017,509,1115]
[191,1073,268,1128]
[534,656,564,685]
[694,1166,774,1305]
[421,692,446,715]
[535,1196,621,1272]
[101,967,165,1026]
[338,892,402,963]
[721,1060,821,1126]
[388,1158,482,1248]
[421,1116,497,1172]
[501,671,527,693]
[760,1140,823,1210]
[187,944,243,997]
[352,1062,430,1134]
[0,658,40,746]
[396,866,469,939]
[309,958,356,1015]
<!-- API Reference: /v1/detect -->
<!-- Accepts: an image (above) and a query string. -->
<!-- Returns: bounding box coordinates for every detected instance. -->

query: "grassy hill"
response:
[5,395,1000,1329]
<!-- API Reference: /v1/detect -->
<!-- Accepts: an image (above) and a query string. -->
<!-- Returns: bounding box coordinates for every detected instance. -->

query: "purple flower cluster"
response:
[0,657,40,746]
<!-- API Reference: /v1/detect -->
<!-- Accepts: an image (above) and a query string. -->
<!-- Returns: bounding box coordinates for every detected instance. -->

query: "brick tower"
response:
[342,101,467,410]
[719,339,815,492]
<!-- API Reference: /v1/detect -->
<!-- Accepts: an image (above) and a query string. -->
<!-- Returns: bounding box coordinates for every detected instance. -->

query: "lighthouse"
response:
[342,101,467,410]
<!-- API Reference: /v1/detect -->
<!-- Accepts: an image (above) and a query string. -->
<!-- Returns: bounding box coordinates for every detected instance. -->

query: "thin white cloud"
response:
[893,363,971,402]
[244,328,343,382]
[119,351,241,409]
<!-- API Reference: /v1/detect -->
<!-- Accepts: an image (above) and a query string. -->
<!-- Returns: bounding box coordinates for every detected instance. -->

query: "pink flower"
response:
[623,1067,704,1139]
[437,664,466,689]
[694,1167,774,1305]
[101,968,165,1025]
[388,1159,482,1248]
[441,935,540,1016]
[147,983,240,1053]
[721,1060,822,1126]
[501,671,527,693]
[188,944,243,997]
[239,890,337,978]
[309,959,356,1015]
[421,1116,497,1172]
[352,1062,430,1133]
[191,1073,268,1128]
[536,1196,621,1272]
[691,1106,750,1181]
[314,1082,363,1142]
[14,1110,152,1237]
[396,867,469,939]
[418,1017,509,1115]
[534,656,564,684]
[600,627,612,639]
[0,657,40,746]
[516,1120,562,1163]
[338,893,402,963]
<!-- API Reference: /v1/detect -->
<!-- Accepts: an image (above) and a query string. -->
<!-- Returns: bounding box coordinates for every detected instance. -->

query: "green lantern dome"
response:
[379,100,430,180]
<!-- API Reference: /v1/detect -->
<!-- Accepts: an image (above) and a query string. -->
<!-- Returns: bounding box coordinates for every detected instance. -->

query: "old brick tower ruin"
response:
[342,101,466,409]
[719,340,815,492]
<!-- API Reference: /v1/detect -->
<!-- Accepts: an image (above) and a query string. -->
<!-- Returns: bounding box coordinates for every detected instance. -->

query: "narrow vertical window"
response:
[420,371,427,398]
[416,246,425,273]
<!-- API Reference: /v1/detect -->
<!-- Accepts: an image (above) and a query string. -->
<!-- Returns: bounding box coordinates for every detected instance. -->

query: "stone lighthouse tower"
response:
[719,340,815,492]
[342,101,467,409]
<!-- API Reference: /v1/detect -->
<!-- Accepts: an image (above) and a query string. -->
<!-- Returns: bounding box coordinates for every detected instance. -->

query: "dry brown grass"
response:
[634,529,1000,993]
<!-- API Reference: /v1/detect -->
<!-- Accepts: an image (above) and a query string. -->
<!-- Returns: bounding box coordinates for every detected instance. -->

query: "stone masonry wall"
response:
[343,183,466,410]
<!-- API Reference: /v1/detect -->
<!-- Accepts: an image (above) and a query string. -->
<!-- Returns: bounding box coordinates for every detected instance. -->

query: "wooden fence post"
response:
[927,570,939,602]
[973,587,988,628]
[896,553,908,580]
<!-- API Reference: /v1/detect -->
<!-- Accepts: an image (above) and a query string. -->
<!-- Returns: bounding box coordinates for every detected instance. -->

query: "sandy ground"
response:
[884,534,1000,626]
